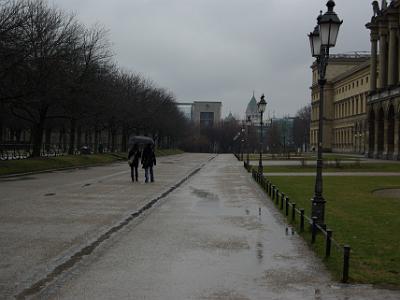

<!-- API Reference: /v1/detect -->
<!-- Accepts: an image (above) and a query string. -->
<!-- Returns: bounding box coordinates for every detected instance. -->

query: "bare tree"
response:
[293,104,311,152]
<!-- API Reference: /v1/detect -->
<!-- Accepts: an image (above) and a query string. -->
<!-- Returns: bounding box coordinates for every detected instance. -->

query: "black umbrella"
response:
[128,135,154,146]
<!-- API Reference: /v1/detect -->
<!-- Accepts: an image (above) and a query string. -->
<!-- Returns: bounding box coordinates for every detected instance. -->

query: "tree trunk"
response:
[45,127,52,152]
[94,127,99,153]
[121,125,128,152]
[68,118,76,155]
[31,122,44,157]
[0,106,3,143]
[111,129,116,152]
[107,128,112,152]
[60,127,67,153]
[77,125,82,149]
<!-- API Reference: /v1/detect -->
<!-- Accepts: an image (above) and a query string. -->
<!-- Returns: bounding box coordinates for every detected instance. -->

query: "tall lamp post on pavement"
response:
[246,115,251,167]
[240,122,245,161]
[257,94,267,174]
[308,0,342,227]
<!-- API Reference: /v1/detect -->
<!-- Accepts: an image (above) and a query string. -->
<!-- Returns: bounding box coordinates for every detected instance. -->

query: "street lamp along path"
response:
[257,94,267,174]
[308,0,342,228]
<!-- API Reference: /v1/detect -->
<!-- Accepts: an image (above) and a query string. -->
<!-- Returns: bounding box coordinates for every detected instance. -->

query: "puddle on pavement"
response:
[223,216,263,231]
[206,238,250,251]
[202,290,250,300]
[191,187,219,201]
[262,268,323,290]
[256,242,263,262]
[191,187,221,212]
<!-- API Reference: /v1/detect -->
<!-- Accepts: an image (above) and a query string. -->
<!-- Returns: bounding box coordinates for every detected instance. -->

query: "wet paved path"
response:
[0,153,213,298]
[37,155,400,300]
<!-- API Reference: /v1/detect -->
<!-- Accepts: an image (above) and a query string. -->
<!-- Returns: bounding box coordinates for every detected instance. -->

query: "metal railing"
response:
[251,168,351,283]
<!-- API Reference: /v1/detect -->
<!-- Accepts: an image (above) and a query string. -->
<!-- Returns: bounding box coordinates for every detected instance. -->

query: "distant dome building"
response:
[225,111,235,122]
[246,92,260,124]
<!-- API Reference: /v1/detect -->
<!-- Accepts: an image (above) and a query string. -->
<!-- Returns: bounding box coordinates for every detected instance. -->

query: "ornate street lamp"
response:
[240,123,245,161]
[257,94,267,174]
[246,115,251,167]
[308,0,342,227]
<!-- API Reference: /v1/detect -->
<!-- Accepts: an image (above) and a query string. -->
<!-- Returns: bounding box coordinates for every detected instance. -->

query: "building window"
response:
[200,112,214,127]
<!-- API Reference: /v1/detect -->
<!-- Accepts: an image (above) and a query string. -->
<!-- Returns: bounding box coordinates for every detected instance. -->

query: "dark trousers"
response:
[144,166,154,182]
[131,166,138,181]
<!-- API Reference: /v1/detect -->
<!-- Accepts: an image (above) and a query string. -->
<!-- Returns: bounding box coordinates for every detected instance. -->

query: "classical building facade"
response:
[177,101,222,127]
[310,53,371,153]
[366,0,400,159]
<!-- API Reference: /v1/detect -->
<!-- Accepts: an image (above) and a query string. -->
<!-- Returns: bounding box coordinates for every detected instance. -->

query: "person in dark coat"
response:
[128,144,141,182]
[141,144,156,183]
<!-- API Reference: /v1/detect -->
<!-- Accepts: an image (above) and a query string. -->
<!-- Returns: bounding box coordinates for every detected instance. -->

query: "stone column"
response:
[379,29,388,89]
[365,126,370,157]
[388,20,398,86]
[370,33,378,91]
[398,31,400,84]
[383,116,389,158]
[374,116,380,158]
[394,116,400,160]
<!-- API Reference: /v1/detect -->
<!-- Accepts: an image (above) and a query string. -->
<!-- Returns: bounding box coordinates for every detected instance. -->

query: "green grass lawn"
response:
[260,163,400,173]
[0,149,184,176]
[246,153,360,161]
[263,175,400,286]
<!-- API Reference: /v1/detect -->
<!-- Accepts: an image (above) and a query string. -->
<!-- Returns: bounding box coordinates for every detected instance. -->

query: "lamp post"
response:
[308,0,342,227]
[240,123,245,161]
[257,94,267,174]
[246,115,251,166]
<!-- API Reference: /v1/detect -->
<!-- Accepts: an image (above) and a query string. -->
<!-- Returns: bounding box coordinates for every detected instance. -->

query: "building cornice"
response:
[331,60,371,84]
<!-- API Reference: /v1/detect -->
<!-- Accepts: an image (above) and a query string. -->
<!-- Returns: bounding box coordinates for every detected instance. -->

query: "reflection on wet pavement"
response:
[36,155,400,300]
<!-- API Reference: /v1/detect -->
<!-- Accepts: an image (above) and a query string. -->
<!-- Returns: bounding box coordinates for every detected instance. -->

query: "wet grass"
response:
[264,175,400,287]
[254,163,400,173]
[246,153,359,161]
[0,149,184,176]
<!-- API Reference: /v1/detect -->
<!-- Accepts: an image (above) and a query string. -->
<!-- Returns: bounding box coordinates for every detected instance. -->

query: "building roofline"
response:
[193,101,222,104]
[330,60,370,83]
[310,52,370,69]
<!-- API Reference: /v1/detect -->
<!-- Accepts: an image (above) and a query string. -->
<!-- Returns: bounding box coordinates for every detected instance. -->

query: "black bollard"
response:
[326,229,333,258]
[342,245,351,283]
[300,209,305,232]
[285,197,289,216]
[292,203,296,222]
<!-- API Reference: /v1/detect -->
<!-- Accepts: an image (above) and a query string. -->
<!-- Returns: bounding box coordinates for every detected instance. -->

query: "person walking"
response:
[141,144,156,183]
[128,144,141,182]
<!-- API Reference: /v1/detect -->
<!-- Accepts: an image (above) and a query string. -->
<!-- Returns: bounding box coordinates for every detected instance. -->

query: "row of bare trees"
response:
[0,0,187,157]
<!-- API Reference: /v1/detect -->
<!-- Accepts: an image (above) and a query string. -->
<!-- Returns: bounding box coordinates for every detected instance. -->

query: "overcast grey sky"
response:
[51,0,372,119]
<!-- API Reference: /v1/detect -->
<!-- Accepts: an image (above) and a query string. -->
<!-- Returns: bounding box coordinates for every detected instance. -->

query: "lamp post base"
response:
[258,163,263,175]
[311,195,326,229]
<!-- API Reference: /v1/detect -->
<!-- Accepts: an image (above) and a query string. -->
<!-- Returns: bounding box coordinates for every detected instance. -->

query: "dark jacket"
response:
[128,148,141,167]
[141,147,156,168]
